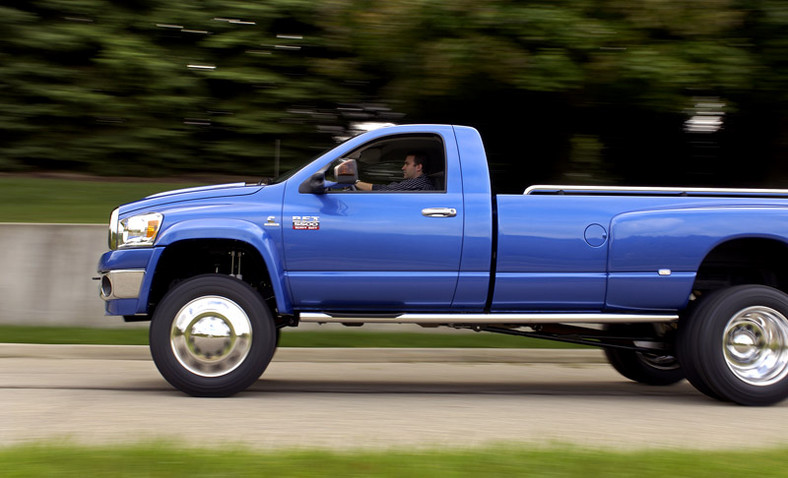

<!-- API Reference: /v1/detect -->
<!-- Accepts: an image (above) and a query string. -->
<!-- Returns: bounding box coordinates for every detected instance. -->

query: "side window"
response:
[327,133,446,192]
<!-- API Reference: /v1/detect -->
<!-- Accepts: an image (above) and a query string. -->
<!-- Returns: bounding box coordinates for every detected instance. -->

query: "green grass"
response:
[0,325,149,345]
[1,442,786,477]
[0,325,586,348]
[0,176,209,223]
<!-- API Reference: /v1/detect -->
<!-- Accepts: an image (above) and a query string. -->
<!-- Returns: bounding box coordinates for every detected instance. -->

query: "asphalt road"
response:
[2,345,788,451]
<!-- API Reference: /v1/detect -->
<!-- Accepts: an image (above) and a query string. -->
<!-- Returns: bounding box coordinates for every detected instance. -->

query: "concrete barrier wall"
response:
[0,224,455,332]
[0,223,128,327]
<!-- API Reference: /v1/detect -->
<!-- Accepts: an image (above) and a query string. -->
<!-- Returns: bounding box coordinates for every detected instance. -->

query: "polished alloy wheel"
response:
[170,296,252,378]
[723,306,788,387]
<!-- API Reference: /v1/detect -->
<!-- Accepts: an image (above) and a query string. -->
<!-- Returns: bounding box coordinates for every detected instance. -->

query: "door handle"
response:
[422,207,457,218]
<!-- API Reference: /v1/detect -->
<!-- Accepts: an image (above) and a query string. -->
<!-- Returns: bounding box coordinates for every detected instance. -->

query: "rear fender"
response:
[607,207,788,310]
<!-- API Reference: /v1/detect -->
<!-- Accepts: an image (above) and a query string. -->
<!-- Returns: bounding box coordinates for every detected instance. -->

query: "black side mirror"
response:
[298,171,326,194]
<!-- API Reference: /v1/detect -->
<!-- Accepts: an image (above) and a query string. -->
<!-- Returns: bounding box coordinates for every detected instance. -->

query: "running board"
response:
[298,312,679,325]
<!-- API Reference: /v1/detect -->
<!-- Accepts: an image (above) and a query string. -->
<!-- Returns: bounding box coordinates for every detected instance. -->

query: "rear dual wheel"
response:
[603,323,684,386]
[677,285,788,406]
[150,274,277,397]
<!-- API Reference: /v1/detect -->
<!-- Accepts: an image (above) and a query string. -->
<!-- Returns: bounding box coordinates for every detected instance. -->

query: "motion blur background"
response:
[1,0,787,193]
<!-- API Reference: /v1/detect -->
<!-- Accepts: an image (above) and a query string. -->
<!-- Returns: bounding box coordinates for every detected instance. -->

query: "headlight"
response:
[108,208,119,249]
[109,211,163,249]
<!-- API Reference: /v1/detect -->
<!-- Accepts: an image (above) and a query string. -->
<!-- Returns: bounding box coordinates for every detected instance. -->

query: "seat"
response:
[428,171,445,191]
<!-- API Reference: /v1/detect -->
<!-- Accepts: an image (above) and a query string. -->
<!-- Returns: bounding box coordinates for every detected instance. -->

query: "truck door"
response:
[281,131,464,311]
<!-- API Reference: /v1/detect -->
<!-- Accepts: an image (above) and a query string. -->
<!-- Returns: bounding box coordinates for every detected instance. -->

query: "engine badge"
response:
[292,215,320,230]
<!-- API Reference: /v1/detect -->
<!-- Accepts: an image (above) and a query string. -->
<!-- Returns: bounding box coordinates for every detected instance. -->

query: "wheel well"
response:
[694,238,788,296]
[148,239,278,318]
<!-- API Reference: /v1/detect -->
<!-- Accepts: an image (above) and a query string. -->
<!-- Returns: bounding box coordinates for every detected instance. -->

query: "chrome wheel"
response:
[677,285,788,405]
[170,296,252,378]
[151,274,276,397]
[723,306,788,387]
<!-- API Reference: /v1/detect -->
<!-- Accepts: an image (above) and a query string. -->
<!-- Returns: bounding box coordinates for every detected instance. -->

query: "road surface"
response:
[2,345,787,451]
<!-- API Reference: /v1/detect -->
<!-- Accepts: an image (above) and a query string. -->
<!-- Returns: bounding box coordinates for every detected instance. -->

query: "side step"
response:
[298,312,678,325]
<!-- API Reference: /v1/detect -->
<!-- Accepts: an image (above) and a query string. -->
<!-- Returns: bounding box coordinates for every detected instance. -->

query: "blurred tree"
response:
[0,0,347,177]
[0,0,787,188]
[1,1,188,174]
[312,0,774,190]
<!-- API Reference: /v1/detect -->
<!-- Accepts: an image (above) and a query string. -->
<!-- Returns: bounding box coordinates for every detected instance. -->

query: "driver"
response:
[355,152,435,191]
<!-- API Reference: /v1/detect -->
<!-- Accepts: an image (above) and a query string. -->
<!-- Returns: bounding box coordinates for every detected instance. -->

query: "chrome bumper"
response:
[99,270,145,300]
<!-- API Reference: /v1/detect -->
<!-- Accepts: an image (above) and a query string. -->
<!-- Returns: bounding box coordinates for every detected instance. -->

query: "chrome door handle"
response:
[422,207,457,218]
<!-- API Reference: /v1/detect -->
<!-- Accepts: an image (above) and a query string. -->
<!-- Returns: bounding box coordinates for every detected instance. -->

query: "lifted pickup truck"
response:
[98,124,788,405]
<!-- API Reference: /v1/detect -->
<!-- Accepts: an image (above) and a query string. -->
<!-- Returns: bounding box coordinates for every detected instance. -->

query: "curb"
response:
[0,343,605,364]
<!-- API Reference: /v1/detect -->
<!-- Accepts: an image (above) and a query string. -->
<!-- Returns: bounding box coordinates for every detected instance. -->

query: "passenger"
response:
[355,152,436,191]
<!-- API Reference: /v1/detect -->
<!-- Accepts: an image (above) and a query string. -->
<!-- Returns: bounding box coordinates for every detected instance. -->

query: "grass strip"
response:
[0,325,586,348]
[0,325,149,345]
[0,176,208,223]
[0,442,786,477]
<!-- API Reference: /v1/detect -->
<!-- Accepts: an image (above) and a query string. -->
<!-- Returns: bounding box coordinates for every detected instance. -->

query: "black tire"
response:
[149,274,277,397]
[603,323,684,386]
[677,285,788,406]
[676,291,727,401]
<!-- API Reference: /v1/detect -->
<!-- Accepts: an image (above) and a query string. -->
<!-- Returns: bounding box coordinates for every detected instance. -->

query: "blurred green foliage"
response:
[1,1,788,190]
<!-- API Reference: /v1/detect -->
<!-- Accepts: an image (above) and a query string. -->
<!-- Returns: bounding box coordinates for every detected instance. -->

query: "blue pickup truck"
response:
[98,124,788,405]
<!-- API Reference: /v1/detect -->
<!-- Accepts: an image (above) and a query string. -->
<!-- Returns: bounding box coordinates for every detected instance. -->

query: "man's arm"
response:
[356,176,434,192]
[355,180,373,191]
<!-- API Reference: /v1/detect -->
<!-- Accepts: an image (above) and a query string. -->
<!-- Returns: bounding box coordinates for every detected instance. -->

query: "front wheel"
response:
[150,274,277,397]
[678,285,788,406]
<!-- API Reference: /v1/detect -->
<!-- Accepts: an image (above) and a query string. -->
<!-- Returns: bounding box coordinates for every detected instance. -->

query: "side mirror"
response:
[298,171,326,194]
[334,159,358,184]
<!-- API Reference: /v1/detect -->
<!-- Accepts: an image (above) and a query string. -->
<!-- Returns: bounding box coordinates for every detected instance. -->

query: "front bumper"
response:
[97,247,163,316]
[99,270,145,300]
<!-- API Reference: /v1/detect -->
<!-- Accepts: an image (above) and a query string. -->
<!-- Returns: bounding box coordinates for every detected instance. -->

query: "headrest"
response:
[359,148,381,162]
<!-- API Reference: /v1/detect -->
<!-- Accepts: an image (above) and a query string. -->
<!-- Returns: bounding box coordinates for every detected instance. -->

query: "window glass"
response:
[327,133,446,192]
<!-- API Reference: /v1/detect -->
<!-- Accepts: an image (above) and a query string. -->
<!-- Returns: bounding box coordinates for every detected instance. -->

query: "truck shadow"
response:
[247,377,711,401]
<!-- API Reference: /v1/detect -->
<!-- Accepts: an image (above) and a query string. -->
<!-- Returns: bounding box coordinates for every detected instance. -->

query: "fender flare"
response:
[155,218,292,315]
[606,206,788,310]
[609,206,788,272]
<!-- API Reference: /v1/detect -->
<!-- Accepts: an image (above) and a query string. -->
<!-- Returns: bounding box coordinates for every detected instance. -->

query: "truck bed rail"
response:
[524,184,788,198]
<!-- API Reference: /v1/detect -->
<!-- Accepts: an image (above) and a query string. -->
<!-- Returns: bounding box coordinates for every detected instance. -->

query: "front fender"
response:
[156,218,292,315]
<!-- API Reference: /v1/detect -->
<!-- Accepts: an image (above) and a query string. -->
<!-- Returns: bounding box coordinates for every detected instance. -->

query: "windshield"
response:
[268,137,354,185]
[267,158,314,185]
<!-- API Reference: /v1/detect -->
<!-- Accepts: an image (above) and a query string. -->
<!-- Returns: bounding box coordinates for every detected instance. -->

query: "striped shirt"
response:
[372,174,436,191]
